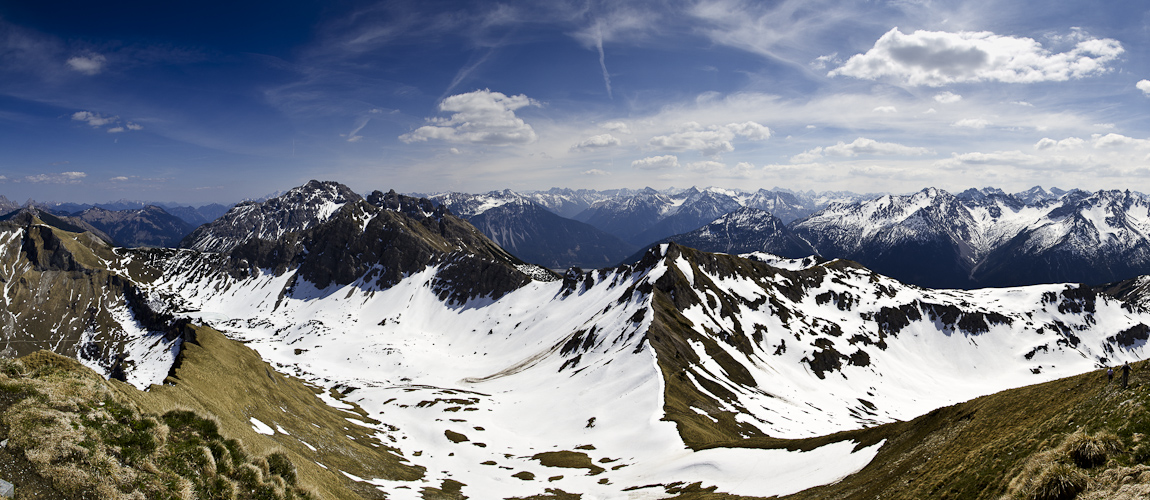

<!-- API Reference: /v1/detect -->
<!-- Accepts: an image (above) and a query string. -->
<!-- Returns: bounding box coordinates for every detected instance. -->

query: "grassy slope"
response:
[660,359,1150,500]
[112,325,424,499]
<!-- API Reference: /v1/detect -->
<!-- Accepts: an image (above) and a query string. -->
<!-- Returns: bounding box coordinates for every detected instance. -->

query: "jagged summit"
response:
[180,179,361,253]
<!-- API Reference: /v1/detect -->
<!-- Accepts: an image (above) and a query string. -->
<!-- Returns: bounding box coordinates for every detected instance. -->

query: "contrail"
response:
[595,23,612,99]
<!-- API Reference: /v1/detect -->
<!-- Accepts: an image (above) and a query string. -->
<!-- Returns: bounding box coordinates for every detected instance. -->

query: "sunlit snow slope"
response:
[140,237,1150,498]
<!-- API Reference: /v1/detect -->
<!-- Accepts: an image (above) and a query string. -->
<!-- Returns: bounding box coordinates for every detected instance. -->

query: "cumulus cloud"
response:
[1035,137,1085,151]
[686,160,726,172]
[66,53,106,75]
[952,118,990,129]
[400,89,539,145]
[25,171,86,184]
[934,91,962,103]
[582,169,610,176]
[1092,133,1150,149]
[831,28,1123,86]
[599,121,631,134]
[791,137,932,162]
[648,121,771,157]
[1138,80,1150,96]
[109,176,130,181]
[107,126,125,133]
[72,111,117,127]
[631,155,680,170]
[126,122,143,131]
[571,134,621,151]
[873,106,898,113]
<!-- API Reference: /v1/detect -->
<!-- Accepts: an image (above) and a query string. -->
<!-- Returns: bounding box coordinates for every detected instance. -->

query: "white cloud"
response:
[1138,80,1150,96]
[1034,137,1085,151]
[72,111,117,127]
[631,155,680,170]
[599,121,631,134]
[399,89,539,145]
[873,106,898,113]
[952,118,990,129]
[66,53,106,75]
[582,169,611,176]
[825,137,932,157]
[831,28,1123,86]
[571,134,621,151]
[810,53,839,70]
[109,176,130,181]
[1092,133,1150,149]
[126,122,143,131]
[933,91,962,103]
[686,160,726,172]
[25,171,86,184]
[107,126,125,133]
[792,137,932,162]
[648,121,770,157]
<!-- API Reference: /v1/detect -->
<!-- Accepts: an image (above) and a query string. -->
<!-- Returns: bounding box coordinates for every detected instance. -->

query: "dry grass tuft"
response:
[1028,462,1089,500]
[1065,430,1122,468]
[0,350,316,500]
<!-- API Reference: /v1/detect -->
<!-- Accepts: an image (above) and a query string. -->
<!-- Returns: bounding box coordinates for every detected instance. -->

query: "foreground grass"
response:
[0,325,424,499]
[0,350,313,499]
[112,325,424,500]
[659,359,1150,500]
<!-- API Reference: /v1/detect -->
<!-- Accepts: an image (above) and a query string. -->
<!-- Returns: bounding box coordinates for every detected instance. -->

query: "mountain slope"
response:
[792,187,1150,289]
[75,205,193,247]
[431,190,636,269]
[777,359,1150,500]
[0,213,183,388]
[628,207,817,263]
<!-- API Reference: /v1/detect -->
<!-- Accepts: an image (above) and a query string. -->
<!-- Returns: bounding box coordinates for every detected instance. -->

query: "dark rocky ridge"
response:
[210,184,540,304]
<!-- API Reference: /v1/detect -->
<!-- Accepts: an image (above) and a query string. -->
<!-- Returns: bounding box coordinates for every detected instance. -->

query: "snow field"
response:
[155,256,885,499]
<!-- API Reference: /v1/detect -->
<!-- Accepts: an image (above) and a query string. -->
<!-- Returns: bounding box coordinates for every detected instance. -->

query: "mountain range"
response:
[4,179,1150,498]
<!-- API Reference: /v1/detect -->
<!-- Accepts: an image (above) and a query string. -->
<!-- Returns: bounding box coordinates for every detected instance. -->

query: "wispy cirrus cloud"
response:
[831,28,1123,86]
[24,171,86,184]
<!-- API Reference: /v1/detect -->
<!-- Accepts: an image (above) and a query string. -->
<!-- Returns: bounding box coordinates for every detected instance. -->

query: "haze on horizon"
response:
[0,0,1148,205]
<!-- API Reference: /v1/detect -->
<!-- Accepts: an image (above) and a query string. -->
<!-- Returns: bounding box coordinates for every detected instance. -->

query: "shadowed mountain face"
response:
[74,205,192,248]
[431,190,637,269]
[624,207,817,264]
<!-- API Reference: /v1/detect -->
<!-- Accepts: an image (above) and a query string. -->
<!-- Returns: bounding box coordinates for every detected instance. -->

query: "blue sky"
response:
[1,0,1149,204]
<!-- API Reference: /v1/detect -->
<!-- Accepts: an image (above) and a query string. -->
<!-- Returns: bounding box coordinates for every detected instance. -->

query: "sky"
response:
[1,0,1149,204]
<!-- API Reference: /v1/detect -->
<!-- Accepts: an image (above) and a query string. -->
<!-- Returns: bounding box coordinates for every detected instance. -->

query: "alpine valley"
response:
[4,180,1150,499]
